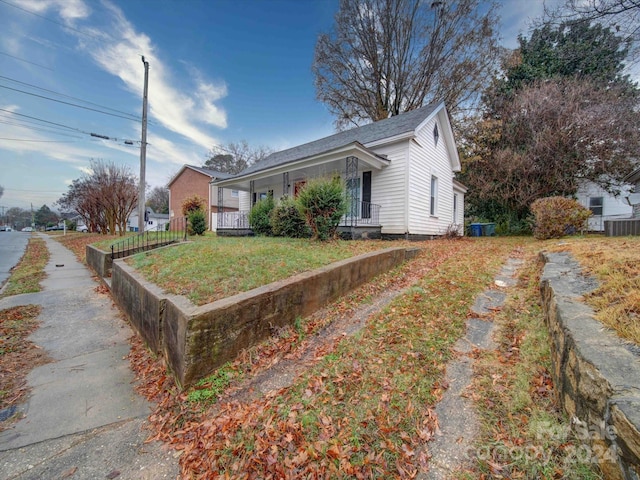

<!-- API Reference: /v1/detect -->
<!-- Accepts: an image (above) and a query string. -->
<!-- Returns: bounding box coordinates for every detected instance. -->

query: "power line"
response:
[0,51,54,71]
[0,109,140,146]
[0,137,77,143]
[0,84,141,122]
[0,0,99,41]
[0,75,141,120]
[0,119,83,138]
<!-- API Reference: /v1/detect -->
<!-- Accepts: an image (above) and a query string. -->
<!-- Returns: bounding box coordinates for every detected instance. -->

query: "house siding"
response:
[407,116,456,235]
[576,182,632,232]
[369,143,409,235]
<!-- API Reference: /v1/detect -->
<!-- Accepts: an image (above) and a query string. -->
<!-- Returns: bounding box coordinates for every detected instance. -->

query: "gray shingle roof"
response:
[186,165,234,179]
[240,103,440,176]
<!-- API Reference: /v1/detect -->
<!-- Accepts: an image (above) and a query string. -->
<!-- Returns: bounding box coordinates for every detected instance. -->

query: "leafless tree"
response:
[313,0,501,129]
[204,140,274,174]
[57,160,138,235]
[146,186,169,214]
[461,78,640,217]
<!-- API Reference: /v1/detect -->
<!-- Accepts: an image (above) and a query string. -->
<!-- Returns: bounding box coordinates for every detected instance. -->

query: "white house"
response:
[213,102,466,239]
[127,208,170,232]
[576,181,634,232]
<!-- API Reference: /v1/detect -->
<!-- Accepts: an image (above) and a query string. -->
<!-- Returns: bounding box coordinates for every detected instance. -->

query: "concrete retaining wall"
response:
[86,245,112,278]
[540,252,640,480]
[112,246,419,387]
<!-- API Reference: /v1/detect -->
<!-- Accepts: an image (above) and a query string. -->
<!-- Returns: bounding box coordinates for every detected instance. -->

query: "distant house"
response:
[575,181,633,232]
[127,208,170,232]
[167,165,239,230]
[624,167,640,218]
[213,102,466,239]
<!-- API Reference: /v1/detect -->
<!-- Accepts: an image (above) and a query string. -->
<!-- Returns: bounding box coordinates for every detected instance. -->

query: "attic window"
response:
[433,124,439,147]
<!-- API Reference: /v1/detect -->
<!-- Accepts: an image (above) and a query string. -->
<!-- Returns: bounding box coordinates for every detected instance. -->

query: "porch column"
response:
[217,185,223,229]
[283,172,289,196]
[346,156,359,237]
[250,180,255,206]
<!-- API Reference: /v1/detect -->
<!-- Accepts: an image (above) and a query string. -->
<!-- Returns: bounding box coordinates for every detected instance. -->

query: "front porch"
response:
[213,146,388,239]
[216,200,382,239]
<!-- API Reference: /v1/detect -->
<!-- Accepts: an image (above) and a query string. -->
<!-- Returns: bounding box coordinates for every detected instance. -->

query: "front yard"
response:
[125,236,397,306]
[50,232,640,478]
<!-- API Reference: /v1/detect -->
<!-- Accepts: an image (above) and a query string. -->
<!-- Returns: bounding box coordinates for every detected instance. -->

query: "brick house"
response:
[168,165,239,230]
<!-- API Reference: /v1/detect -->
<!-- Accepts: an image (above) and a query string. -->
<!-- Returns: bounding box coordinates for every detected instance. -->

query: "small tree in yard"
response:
[530,196,592,240]
[188,209,207,236]
[297,178,346,241]
[182,195,207,236]
[248,196,275,236]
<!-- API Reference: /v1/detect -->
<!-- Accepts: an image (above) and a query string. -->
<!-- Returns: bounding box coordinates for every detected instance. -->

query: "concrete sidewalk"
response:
[0,234,178,479]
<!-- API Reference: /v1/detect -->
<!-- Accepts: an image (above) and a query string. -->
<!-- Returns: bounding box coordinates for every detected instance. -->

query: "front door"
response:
[362,171,371,219]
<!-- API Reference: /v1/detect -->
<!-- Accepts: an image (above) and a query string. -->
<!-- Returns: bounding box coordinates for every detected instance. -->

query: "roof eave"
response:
[214,142,390,188]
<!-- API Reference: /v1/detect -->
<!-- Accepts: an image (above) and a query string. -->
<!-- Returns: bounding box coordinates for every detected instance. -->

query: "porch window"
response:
[430,175,438,216]
[589,197,603,216]
[231,190,239,197]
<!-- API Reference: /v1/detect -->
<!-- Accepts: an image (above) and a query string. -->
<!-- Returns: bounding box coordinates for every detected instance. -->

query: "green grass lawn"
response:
[126,236,394,306]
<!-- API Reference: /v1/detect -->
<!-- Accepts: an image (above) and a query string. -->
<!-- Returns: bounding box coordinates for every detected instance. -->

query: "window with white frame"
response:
[231,190,239,197]
[430,175,438,216]
[589,197,603,216]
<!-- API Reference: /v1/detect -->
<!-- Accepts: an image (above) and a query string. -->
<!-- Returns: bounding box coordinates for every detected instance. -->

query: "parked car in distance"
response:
[21,227,33,232]
[0,225,11,231]
[77,225,88,232]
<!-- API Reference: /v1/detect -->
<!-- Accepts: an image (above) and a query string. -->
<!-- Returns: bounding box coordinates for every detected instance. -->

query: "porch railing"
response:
[217,202,381,230]
[218,211,251,229]
[340,201,380,227]
[110,216,187,260]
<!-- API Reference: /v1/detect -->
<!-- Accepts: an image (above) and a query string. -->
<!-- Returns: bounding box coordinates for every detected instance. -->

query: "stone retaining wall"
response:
[540,252,640,480]
[112,246,419,387]
[86,245,112,278]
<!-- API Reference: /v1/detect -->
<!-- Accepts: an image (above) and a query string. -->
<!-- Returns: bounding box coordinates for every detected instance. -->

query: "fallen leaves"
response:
[126,238,530,479]
[0,305,50,428]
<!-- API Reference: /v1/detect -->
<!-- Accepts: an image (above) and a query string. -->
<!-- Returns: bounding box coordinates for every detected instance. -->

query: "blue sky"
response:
[0,0,552,211]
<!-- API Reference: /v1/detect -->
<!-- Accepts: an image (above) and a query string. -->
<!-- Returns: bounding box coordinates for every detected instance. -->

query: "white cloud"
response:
[55,0,228,150]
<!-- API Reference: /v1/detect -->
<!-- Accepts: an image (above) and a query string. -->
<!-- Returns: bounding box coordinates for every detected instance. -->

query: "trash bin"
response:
[470,223,483,237]
[482,223,496,236]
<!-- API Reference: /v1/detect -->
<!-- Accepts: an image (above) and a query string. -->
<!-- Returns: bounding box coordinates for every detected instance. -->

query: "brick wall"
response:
[169,168,212,227]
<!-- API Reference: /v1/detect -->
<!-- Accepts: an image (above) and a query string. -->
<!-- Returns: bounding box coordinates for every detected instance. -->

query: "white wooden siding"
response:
[239,191,251,211]
[576,181,632,231]
[407,116,456,235]
[369,143,410,234]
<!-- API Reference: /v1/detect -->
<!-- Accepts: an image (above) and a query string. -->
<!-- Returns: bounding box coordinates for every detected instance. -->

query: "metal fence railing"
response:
[340,201,381,227]
[110,216,187,260]
[217,202,381,231]
[218,211,250,229]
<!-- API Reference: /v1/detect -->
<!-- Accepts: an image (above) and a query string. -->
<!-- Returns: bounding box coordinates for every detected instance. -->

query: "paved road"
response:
[0,231,29,288]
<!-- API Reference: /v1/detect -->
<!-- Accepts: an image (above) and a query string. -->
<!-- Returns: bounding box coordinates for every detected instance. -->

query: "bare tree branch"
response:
[313,0,501,129]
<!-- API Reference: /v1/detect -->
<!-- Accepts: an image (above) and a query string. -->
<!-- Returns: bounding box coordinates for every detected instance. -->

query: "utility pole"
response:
[138,56,150,233]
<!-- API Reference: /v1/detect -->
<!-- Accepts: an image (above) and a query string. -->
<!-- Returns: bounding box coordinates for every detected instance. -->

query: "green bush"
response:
[248,195,275,236]
[270,195,311,238]
[530,196,591,240]
[188,209,207,236]
[297,178,346,241]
